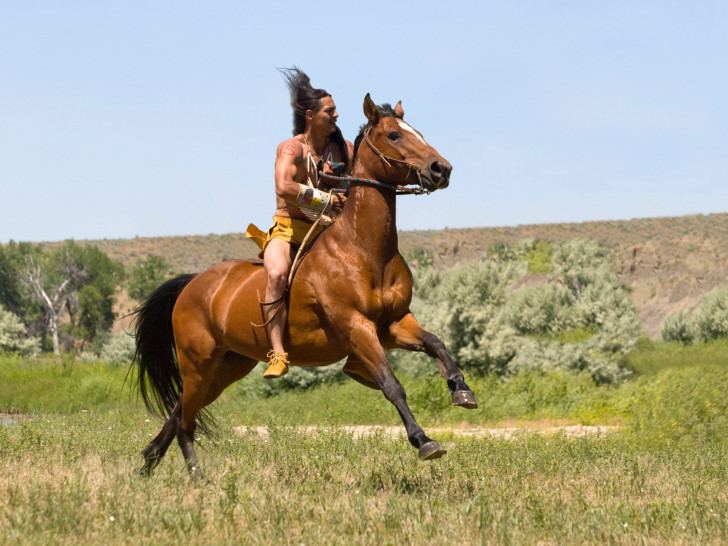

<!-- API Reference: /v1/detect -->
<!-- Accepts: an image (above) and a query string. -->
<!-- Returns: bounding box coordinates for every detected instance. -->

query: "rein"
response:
[317,129,430,195]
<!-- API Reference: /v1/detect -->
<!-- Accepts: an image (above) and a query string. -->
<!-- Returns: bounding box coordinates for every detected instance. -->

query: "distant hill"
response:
[59,212,728,339]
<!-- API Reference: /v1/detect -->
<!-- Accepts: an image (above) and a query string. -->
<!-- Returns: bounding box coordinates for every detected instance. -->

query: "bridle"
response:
[317,127,429,195]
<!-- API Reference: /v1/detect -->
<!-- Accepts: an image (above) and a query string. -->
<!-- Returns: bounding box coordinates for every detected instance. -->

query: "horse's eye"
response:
[388,131,401,141]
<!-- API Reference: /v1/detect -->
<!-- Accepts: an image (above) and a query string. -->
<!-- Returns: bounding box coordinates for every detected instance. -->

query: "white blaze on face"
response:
[396,120,428,146]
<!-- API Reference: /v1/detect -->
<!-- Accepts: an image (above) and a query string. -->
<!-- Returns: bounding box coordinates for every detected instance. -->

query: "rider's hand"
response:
[332,192,346,213]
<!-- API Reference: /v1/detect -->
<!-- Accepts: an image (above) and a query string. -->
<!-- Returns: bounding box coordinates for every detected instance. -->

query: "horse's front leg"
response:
[387,312,478,409]
[349,319,446,460]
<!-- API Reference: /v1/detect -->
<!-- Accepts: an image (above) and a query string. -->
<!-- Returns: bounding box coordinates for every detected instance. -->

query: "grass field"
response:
[1,340,727,544]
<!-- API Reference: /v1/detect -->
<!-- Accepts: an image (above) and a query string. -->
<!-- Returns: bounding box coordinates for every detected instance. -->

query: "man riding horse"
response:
[132,85,477,476]
[246,68,354,379]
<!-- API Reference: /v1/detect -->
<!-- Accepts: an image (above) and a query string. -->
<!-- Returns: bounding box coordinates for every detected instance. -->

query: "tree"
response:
[22,247,84,354]
[0,242,44,332]
[17,241,124,353]
[68,243,125,339]
[127,255,171,302]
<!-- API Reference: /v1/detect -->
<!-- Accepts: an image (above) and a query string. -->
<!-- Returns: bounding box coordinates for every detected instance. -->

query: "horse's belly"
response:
[223,306,346,366]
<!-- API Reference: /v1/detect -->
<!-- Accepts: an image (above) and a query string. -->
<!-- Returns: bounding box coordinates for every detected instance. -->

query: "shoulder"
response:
[276,137,303,160]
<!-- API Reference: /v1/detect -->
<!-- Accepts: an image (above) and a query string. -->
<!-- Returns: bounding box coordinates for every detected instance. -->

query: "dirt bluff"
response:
[81,213,728,340]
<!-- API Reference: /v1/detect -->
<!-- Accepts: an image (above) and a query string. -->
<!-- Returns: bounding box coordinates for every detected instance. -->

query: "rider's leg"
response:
[262,237,295,378]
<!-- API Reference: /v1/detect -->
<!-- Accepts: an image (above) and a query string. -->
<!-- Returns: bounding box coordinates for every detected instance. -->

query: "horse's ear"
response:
[394,101,404,119]
[363,93,379,124]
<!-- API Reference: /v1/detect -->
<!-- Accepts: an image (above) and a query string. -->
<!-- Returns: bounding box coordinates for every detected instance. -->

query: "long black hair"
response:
[278,66,349,164]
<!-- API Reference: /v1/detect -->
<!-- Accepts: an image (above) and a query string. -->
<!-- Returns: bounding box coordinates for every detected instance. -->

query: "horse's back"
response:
[174,259,267,346]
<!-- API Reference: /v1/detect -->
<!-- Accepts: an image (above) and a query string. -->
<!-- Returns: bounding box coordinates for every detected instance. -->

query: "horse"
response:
[132,93,478,478]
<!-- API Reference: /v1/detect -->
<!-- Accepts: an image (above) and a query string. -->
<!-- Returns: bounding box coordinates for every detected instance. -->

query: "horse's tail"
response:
[130,273,197,420]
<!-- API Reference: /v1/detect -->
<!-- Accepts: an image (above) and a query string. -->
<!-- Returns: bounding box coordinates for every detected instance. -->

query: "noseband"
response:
[317,128,429,195]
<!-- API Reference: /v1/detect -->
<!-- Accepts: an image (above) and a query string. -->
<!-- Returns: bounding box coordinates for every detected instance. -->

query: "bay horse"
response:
[132,93,477,478]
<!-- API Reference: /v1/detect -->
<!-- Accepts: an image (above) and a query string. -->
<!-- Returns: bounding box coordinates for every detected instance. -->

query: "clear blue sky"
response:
[1,1,726,243]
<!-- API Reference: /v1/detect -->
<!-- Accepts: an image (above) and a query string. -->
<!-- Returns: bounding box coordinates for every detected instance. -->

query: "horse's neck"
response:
[337,183,399,263]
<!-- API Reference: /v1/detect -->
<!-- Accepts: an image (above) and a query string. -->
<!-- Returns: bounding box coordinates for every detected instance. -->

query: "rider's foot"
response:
[263,351,289,379]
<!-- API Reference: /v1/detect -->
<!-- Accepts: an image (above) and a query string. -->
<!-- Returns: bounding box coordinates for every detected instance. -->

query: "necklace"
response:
[299,134,322,158]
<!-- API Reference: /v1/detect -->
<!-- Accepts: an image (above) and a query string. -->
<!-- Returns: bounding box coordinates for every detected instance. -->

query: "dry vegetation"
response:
[51,212,728,339]
[2,348,728,544]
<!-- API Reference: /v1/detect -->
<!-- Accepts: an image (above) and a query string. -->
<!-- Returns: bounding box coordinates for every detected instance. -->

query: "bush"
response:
[127,255,172,302]
[99,332,136,366]
[661,311,694,343]
[80,332,135,366]
[407,239,639,383]
[0,305,39,355]
[662,289,728,343]
[506,282,576,335]
[523,240,552,274]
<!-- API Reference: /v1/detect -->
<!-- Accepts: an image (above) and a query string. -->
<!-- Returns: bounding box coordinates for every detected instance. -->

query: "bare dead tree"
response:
[21,252,87,355]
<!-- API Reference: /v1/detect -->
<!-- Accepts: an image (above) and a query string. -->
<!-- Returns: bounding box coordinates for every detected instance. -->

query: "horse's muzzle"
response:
[423,159,452,190]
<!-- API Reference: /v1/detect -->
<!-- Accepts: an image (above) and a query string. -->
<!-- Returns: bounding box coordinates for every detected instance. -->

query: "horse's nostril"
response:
[426,159,451,189]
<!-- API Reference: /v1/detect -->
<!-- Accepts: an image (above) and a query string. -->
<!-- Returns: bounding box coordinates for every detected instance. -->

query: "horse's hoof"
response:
[452,390,478,409]
[139,456,160,478]
[186,463,202,477]
[419,440,447,461]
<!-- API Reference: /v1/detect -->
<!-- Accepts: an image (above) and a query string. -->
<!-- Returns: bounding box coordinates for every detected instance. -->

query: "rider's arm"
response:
[275,138,334,214]
[274,138,305,203]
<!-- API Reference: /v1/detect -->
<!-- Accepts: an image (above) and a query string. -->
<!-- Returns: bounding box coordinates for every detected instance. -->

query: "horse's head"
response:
[355,94,452,193]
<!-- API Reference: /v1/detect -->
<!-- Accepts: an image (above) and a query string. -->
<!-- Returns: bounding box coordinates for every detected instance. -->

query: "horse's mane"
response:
[353,103,396,160]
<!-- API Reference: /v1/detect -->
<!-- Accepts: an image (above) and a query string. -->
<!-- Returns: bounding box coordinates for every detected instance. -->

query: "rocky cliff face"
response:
[613,235,728,338]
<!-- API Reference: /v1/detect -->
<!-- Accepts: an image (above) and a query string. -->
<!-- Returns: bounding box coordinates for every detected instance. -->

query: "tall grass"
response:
[626,336,728,375]
[0,354,137,414]
[1,342,727,544]
[2,407,727,544]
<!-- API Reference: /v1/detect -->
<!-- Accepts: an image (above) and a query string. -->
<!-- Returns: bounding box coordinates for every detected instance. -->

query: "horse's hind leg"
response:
[178,350,259,479]
[140,354,257,478]
[174,337,226,479]
[349,320,446,460]
[387,313,477,409]
[140,402,182,477]
[200,352,258,406]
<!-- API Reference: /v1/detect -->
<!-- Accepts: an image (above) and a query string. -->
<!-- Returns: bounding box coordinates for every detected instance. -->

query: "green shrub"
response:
[506,283,576,335]
[127,255,172,302]
[661,310,694,343]
[0,305,39,355]
[523,240,552,274]
[80,332,136,366]
[662,289,728,343]
[99,332,136,366]
[487,240,543,263]
[409,239,639,383]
